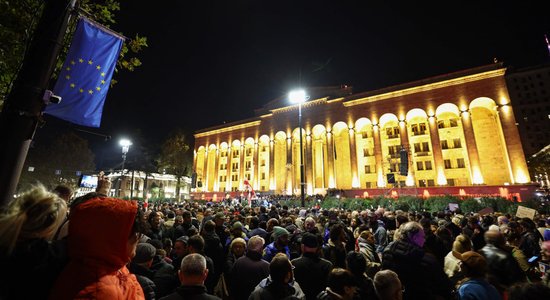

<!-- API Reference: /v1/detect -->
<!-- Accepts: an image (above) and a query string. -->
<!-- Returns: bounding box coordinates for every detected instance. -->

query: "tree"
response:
[157,130,192,200]
[18,131,96,191]
[527,150,550,184]
[0,0,148,108]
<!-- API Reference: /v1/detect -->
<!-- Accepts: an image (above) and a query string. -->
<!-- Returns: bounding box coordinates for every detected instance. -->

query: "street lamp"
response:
[119,139,132,197]
[289,89,308,207]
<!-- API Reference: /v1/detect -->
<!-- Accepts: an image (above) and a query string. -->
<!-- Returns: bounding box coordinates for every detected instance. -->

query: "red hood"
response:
[68,197,137,269]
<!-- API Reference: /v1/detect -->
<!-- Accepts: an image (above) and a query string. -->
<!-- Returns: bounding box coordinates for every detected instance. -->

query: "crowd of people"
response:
[1,183,550,300]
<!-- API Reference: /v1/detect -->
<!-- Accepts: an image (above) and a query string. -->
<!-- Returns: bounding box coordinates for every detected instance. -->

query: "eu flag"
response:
[44,17,123,127]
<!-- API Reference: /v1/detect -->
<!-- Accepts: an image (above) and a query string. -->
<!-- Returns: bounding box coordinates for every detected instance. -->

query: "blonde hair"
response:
[0,184,67,255]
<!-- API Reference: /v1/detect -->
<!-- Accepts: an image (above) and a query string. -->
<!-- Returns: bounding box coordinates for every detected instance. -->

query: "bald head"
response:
[484,230,505,246]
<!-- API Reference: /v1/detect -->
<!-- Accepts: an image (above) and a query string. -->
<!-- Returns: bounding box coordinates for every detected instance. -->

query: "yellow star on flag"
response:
[96,65,101,70]
[70,60,75,65]
[88,90,93,94]
[66,67,71,71]
[101,72,106,77]
[70,83,75,88]
[79,58,84,63]
[65,75,70,80]
[101,80,106,84]
[96,87,101,91]
[88,60,93,65]
[79,88,84,93]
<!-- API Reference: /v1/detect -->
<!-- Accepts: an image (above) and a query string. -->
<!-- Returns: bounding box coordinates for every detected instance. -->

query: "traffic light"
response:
[400,148,408,176]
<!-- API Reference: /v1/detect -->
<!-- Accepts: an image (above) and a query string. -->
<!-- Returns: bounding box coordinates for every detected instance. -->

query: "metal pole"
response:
[130,169,135,199]
[0,0,75,207]
[299,103,305,207]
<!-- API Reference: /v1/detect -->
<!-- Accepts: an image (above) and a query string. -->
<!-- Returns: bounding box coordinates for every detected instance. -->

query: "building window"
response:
[414,143,421,152]
[425,161,433,170]
[232,162,238,171]
[365,165,372,174]
[449,119,458,127]
[453,138,461,148]
[221,151,227,157]
[457,158,465,168]
[246,174,251,180]
[437,120,445,129]
[386,127,399,139]
[261,173,266,180]
[262,146,268,152]
[233,149,240,156]
[361,131,372,139]
[261,160,266,167]
[416,161,424,171]
[444,159,452,169]
[419,180,427,187]
[365,182,372,188]
[231,174,238,181]
[363,148,373,157]
[441,140,449,149]
[447,179,455,186]
[427,179,435,186]
[245,161,252,170]
[246,148,252,156]
[422,142,430,152]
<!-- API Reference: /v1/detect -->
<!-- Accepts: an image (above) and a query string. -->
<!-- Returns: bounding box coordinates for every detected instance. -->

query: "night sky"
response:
[39,1,550,170]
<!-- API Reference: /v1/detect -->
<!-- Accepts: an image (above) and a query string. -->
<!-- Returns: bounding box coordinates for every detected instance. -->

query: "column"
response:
[269,139,275,191]
[202,147,208,192]
[427,116,447,185]
[373,125,385,187]
[348,128,359,188]
[326,131,336,188]
[239,143,245,189]
[496,105,529,183]
[213,148,219,192]
[253,142,259,190]
[460,111,483,184]
[226,146,233,192]
[305,133,313,194]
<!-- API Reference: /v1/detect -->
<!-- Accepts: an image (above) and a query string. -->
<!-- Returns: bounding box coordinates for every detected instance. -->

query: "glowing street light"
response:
[289,89,308,207]
[119,138,132,172]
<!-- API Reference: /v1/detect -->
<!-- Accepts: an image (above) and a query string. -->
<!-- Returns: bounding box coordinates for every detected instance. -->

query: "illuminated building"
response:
[192,63,535,201]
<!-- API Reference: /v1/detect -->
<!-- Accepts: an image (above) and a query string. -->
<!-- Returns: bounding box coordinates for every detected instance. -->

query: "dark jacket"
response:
[150,255,180,298]
[136,274,157,300]
[382,240,453,300]
[247,227,269,241]
[228,251,270,300]
[321,240,347,268]
[479,243,526,291]
[291,252,333,300]
[203,231,225,277]
[159,285,221,300]
[248,277,306,300]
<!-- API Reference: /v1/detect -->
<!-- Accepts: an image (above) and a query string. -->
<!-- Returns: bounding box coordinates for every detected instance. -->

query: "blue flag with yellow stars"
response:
[45,17,123,127]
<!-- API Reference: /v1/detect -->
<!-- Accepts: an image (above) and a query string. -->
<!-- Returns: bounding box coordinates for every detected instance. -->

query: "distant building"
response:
[99,171,191,201]
[192,63,535,201]
[505,63,550,157]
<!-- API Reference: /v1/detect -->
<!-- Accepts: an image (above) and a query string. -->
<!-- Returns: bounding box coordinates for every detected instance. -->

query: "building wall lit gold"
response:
[193,64,531,195]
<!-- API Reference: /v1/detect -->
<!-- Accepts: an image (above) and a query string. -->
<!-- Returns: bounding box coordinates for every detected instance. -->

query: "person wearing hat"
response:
[263,226,290,262]
[292,232,333,300]
[444,234,472,285]
[172,235,189,271]
[225,221,249,248]
[453,251,500,300]
[129,243,158,300]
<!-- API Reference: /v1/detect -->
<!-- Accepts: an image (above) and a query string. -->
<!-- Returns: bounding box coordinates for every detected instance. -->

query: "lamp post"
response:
[119,139,132,197]
[289,89,308,207]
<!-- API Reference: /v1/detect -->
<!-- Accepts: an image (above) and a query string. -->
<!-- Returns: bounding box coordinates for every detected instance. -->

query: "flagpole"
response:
[0,0,76,207]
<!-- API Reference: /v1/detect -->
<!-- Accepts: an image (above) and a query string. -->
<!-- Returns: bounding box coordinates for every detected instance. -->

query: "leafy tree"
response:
[157,130,192,200]
[18,132,96,191]
[0,0,148,108]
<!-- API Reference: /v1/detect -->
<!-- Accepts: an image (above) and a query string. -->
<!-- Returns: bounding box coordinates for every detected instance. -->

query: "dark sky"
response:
[39,1,550,170]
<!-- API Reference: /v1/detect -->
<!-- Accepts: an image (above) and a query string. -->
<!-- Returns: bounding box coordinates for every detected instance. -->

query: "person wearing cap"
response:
[444,234,472,285]
[292,232,333,300]
[225,221,249,249]
[247,216,269,240]
[454,251,500,300]
[382,221,452,300]
[172,235,190,270]
[129,243,158,300]
[374,219,389,256]
[263,226,291,262]
[356,230,381,278]
[250,253,306,299]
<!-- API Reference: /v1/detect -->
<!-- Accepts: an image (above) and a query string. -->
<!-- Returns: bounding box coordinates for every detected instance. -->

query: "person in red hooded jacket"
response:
[49,196,147,299]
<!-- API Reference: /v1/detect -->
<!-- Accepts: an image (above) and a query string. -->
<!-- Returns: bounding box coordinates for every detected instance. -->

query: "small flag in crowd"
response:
[546,34,550,56]
[45,17,124,127]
